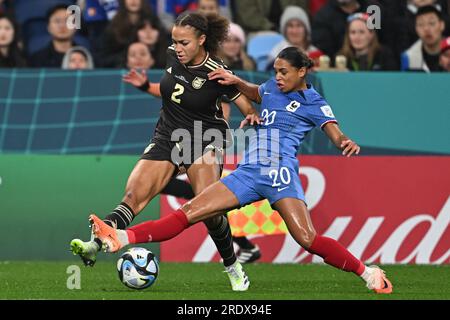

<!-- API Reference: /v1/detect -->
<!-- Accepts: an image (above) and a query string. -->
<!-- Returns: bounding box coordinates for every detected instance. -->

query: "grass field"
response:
[0,261,449,300]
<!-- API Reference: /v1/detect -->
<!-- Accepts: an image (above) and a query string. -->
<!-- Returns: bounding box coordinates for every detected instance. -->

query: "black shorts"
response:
[140,137,225,175]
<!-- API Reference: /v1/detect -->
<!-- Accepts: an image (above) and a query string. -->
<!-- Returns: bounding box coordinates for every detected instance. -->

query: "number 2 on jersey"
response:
[171,83,185,104]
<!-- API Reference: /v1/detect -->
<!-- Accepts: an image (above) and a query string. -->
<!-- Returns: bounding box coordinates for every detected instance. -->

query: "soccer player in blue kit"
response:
[90,47,393,294]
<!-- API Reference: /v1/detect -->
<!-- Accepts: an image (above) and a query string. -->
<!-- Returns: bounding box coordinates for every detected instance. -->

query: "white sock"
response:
[360,265,372,282]
[117,229,130,246]
[89,233,101,251]
[90,240,100,251]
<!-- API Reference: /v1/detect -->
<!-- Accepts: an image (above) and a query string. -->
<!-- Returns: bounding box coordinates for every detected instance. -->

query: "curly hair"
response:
[174,11,229,55]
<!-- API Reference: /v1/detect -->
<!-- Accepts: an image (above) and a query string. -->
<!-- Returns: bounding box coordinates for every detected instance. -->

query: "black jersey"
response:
[155,46,241,146]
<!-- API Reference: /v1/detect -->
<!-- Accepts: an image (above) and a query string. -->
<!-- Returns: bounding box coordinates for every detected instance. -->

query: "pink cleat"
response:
[366,265,393,294]
[89,214,124,253]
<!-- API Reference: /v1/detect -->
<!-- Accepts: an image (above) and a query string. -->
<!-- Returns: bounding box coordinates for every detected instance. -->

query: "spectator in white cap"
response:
[267,6,323,70]
[220,22,256,71]
[439,36,450,71]
[62,46,95,69]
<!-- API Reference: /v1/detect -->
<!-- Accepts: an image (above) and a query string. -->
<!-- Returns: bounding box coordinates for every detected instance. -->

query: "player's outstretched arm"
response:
[208,69,261,104]
[233,95,262,128]
[323,122,361,157]
[122,69,161,98]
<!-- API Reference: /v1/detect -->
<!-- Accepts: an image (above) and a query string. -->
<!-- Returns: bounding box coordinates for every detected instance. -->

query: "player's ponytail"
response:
[174,12,229,56]
[277,47,315,70]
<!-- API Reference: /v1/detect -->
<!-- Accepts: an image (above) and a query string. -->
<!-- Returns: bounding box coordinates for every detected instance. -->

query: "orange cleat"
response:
[366,265,393,294]
[89,214,123,253]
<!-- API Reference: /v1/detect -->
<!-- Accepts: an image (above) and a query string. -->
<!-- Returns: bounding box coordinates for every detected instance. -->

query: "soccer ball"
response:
[117,247,159,290]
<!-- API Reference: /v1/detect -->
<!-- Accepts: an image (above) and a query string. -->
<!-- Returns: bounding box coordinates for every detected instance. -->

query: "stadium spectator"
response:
[156,0,198,31]
[125,41,154,69]
[0,0,13,16]
[338,13,398,71]
[309,0,328,16]
[220,22,255,71]
[198,0,219,15]
[154,0,232,31]
[79,0,120,21]
[312,0,380,61]
[439,36,450,70]
[99,0,159,67]
[78,0,120,55]
[0,0,5,15]
[136,18,169,68]
[395,0,450,57]
[232,0,309,33]
[62,46,95,69]
[401,5,446,71]
[267,6,323,70]
[197,0,232,17]
[0,13,26,67]
[29,5,78,68]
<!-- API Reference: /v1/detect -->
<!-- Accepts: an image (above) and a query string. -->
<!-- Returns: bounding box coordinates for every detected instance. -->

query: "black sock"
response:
[103,202,135,229]
[207,215,237,267]
[233,236,255,250]
[161,178,195,200]
[93,203,135,251]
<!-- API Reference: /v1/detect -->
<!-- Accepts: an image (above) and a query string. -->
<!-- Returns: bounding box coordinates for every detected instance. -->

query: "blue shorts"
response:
[221,159,305,207]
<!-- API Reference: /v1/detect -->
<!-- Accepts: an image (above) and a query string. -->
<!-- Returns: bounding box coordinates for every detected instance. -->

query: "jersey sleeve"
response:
[220,66,241,102]
[257,81,268,100]
[222,85,241,102]
[307,101,338,129]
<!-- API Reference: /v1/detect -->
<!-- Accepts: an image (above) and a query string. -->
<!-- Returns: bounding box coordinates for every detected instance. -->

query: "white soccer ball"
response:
[117,247,159,290]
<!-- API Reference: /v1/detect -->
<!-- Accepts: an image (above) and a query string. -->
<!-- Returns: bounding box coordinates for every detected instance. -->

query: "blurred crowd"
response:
[0,0,449,72]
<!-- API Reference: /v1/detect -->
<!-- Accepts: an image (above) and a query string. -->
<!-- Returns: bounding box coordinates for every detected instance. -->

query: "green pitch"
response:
[0,262,449,300]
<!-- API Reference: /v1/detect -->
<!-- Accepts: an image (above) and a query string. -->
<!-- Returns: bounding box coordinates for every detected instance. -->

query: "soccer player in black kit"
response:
[70,12,260,291]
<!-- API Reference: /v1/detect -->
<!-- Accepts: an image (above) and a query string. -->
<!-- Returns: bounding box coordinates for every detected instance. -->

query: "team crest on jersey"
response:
[286,101,301,112]
[192,77,207,89]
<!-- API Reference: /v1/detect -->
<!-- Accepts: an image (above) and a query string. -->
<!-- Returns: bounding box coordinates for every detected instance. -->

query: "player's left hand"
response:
[341,140,360,157]
[240,113,262,128]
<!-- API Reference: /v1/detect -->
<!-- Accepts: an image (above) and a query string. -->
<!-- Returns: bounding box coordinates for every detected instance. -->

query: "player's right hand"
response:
[207,68,239,86]
[240,113,262,128]
[122,69,148,87]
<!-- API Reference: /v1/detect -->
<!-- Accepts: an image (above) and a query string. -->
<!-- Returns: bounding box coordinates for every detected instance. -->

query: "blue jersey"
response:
[83,0,119,22]
[241,78,337,166]
[222,78,338,206]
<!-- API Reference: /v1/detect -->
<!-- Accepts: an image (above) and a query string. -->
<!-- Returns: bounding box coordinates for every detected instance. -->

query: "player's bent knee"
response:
[297,230,317,249]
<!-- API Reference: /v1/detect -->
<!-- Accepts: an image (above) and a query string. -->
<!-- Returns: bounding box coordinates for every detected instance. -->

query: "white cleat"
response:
[224,261,250,291]
[365,265,393,294]
[70,239,98,267]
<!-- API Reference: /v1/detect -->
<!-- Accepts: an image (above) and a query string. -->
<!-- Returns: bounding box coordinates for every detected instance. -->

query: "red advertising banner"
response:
[160,156,450,264]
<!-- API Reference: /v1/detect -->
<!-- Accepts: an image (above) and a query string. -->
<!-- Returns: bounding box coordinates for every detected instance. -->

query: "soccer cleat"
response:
[70,239,98,267]
[224,261,250,291]
[237,245,261,264]
[365,265,393,294]
[89,214,124,253]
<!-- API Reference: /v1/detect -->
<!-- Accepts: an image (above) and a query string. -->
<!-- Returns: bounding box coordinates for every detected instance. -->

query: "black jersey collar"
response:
[187,52,210,69]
